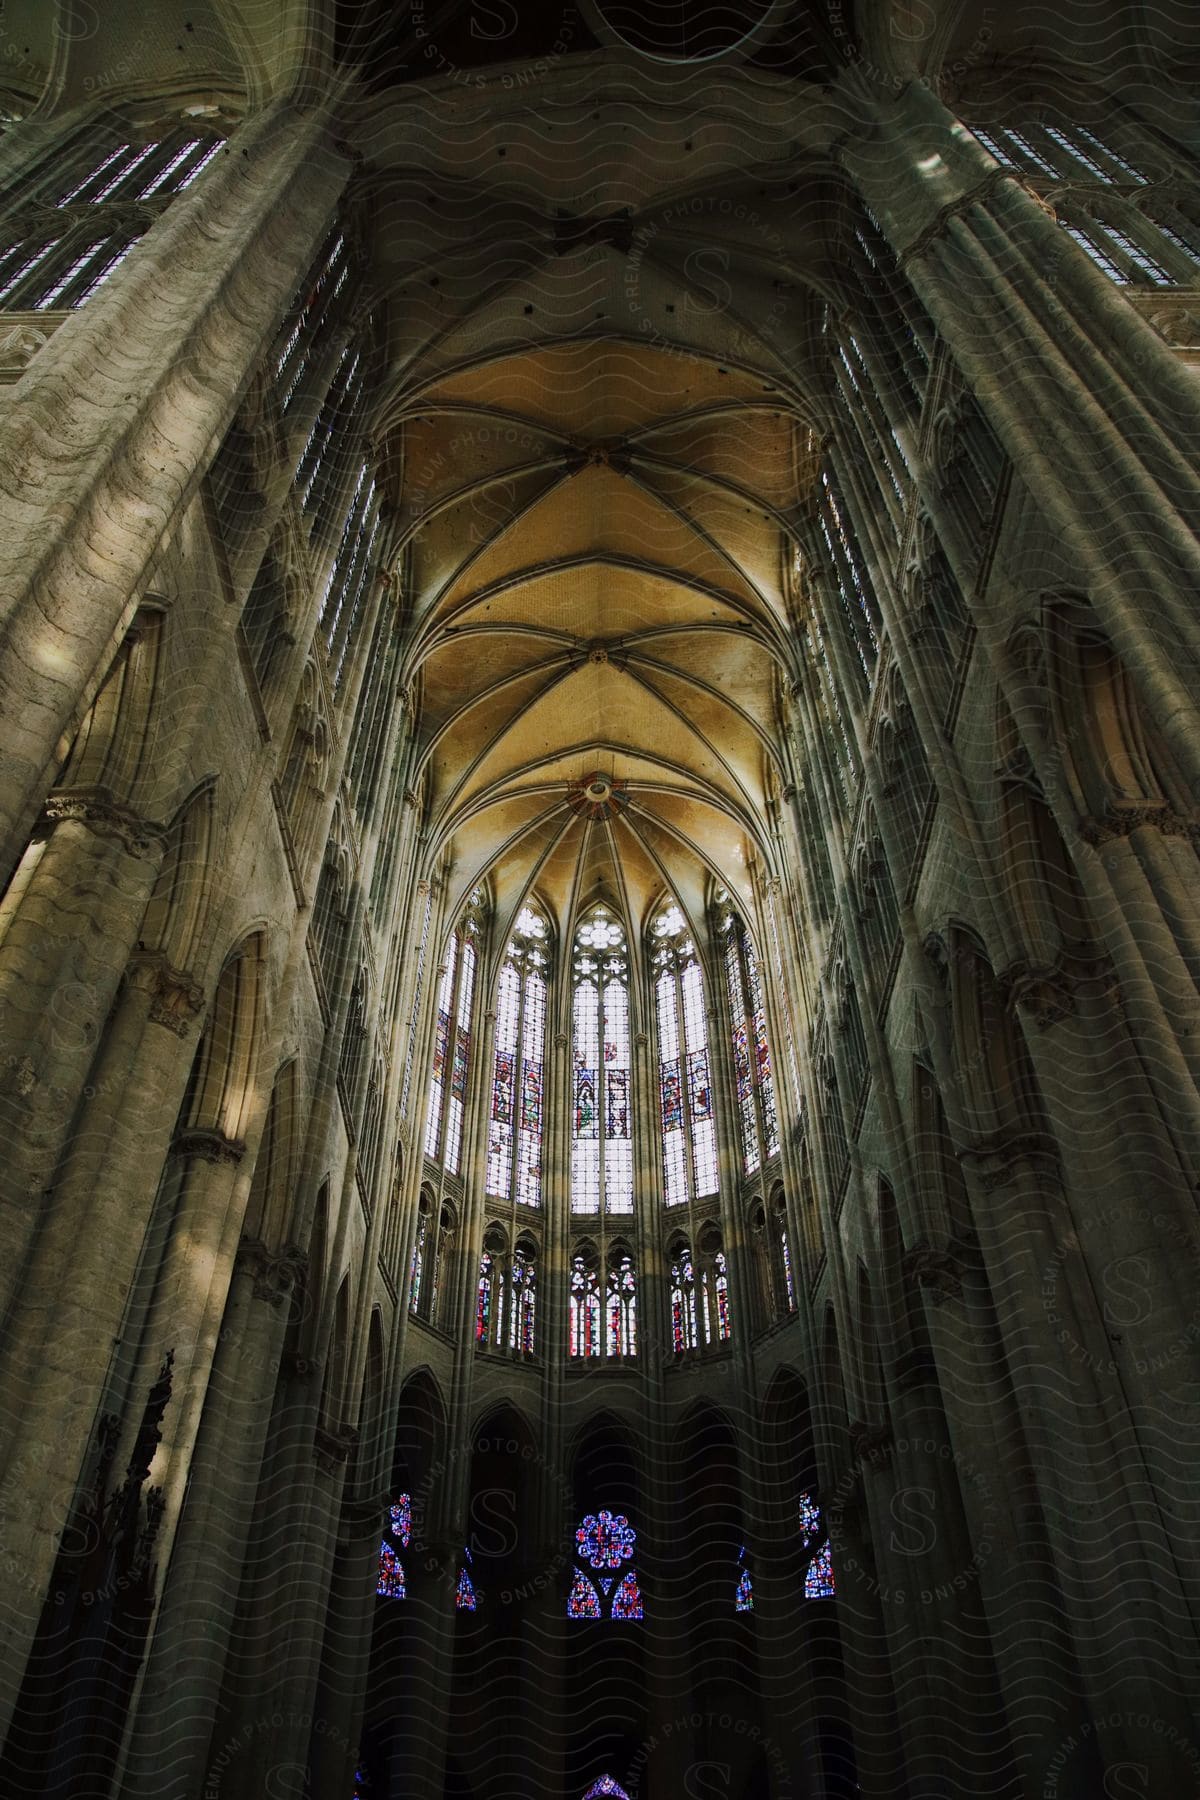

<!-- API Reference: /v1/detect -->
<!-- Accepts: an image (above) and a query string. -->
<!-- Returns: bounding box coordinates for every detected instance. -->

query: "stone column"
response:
[116,1240,302,1799]
[0,954,202,1746]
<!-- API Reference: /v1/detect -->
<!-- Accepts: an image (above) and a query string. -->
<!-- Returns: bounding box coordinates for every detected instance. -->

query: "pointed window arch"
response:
[571,906,633,1214]
[487,903,549,1206]
[455,1547,477,1611]
[569,1250,601,1358]
[376,1494,412,1599]
[605,1250,637,1358]
[506,1239,537,1356]
[424,891,483,1173]
[670,1235,733,1354]
[650,900,718,1205]
[582,1779,632,1799]
[475,1251,495,1344]
[567,1510,644,1621]
[719,903,780,1174]
[799,1490,836,1598]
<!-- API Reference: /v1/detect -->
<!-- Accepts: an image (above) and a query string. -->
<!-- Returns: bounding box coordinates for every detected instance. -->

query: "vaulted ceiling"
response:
[358,54,848,944]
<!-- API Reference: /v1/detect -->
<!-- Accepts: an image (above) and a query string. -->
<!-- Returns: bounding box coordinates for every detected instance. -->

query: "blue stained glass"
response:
[568,1568,601,1618]
[390,1496,412,1548]
[799,1490,822,1548]
[598,1576,613,1596]
[582,1779,631,1798]
[376,1542,405,1599]
[576,1510,636,1569]
[455,1565,477,1610]
[805,1540,836,1599]
[611,1570,643,1620]
[736,1568,754,1612]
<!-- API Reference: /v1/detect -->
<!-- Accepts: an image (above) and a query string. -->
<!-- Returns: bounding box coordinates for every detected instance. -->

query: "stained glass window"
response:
[736,1545,754,1613]
[455,1549,477,1611]
[408,1208,426,1314]
[569,1254,601,1358]
[582,1779,632,1798]
[799,1490,836,1598]
[651,901,719,1205]
[376,1495,412,1599]
[605,1254,637,1357]
[571,907,633,1214]
[568,1511,644,1620]
[487,904,548,1206]
[476,1253,494,1344]
[671,1248,699,1353]
[721,908,780,1175]
[672,1242,731,1351]
[507,1245,537,1355]
[425,895,483,1171]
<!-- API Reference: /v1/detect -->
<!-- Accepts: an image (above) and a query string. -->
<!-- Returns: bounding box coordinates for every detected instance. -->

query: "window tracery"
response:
[487,903,549,1207]
[571,906,633,1214]
[567,1511,644,1620]
[424,893,482,1174]
[651,900,718,1206]
[719,906,780,1174]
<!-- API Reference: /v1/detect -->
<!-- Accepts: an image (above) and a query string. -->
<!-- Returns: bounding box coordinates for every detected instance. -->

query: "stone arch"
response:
[183,929,267,1146]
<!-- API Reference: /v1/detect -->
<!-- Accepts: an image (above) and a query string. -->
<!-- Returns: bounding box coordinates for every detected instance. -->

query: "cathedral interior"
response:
[1,0,1199,1795]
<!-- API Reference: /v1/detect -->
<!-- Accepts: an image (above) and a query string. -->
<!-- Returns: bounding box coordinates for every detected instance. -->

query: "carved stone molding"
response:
[900,167,1014,267]
[998,961,1076,1029]
[171,1126,246,1166]
[1079,801,1197,845]
[42,790,166,859]
[127,950,206,1036]
[237,1235,308,1307]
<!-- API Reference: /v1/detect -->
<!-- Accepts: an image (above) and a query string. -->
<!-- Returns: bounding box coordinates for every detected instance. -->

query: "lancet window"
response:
[0,125,222,312]
[967,119,1200,285]
[569,1250,602,1359]
[424,893,482,1174]
[376,1495,412,1600]
[651,902,718,1206]
[799,1490,836,1599]
[669,1238,733,1354]
[720,908,780,1175]
[571,906,633,1214]
[486,904,549,1207]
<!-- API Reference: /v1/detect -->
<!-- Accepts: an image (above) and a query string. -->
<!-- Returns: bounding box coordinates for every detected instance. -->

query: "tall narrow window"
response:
[605,1251,637,1358]
[424,893,482,1174]
[670,1238,732,1352]
[486,904,549,1206]
[567,1511,644,1621]
[504,1240,537,1356]
[720,906,780,1175]
[800,1491,836,1599]
[475,1252,494,1344]
[376,1495,412,1600]
[651,901,718,1205]
[735,1544,754,1613]
[569,1252,601,1358]
[571,906,632,1214]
